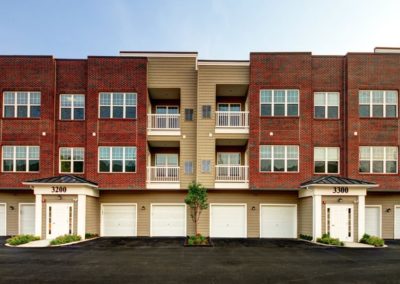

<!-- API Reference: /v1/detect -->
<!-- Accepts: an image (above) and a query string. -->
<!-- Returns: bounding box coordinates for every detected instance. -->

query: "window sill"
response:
[2,117,41,120]
[358,117,399,120]
[2,171,40,174]
[259,116,300,119]
[314,172,340,175]
[97,172,137,174]
[259,171,299,174]
[98,118,137,121]
[358,173,398,176]
[57,119,85,122]
[313,118,340,121]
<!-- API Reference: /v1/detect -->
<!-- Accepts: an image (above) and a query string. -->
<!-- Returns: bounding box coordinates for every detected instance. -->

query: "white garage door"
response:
[395,206,400,239]
[151,204,186,237]
[260,205,297,238]
[210,204,246,238]
[0,204,5,236]
[102,204,137,237]
[20,204,35,235]
[365,206,381,237]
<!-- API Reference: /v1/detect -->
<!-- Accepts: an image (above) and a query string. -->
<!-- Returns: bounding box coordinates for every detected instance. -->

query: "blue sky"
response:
[1,0,400,59]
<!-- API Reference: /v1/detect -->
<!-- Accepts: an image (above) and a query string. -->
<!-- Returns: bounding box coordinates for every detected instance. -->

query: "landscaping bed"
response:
[184,234,213,247]
[6,235,40,246]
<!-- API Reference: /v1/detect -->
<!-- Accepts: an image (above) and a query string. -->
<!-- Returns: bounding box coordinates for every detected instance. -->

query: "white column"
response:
[313,195,322,241]
[358,195,366,241]
[77,194,86,240]
[34,194,42,238]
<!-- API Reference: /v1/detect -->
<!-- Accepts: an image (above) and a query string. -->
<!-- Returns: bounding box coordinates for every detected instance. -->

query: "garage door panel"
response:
[261,205,296,238]
[211,205,246,238]
[20,204,35,235]
[395,207,400,239]
[0,204,5,236]
[365,207,381,237]
[151,205,186,237]
[102,205,136,237]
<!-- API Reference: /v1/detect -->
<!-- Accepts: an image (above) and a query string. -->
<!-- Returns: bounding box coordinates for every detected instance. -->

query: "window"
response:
[184,161,193,174]
[359,146,397,174]
[314,92,339,119]
[3,92,41,118]
[98,147,136,173]
[2,146,39,172]
[202,105,211,118]
[314,147,339,174]
[201,160,211,173]
[260,89,299,116]
[59,148,84,173]
[359,90,398,118]
[99,93,137,119]
[260,145,299,172]
[60,94,85,120]
[217,103,241,112]
[185,109,194,121]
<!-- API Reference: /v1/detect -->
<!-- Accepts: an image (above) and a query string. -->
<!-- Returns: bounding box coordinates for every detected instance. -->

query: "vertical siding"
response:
[86,196,100,235]
[197,65,249,187]
[41,195,78,238]
[298,197,313,237]
[147,57,197,189]
[0,192,35,235]
[321,196,358,242]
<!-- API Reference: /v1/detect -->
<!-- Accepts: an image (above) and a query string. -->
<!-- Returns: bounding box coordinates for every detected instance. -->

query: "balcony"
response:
[147,113,181,136]
[215,111,249,134]
[215,165,249,189]
[147,166,180,189]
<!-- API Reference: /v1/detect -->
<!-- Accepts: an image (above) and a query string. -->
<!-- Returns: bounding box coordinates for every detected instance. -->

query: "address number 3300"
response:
[333,187,349,193]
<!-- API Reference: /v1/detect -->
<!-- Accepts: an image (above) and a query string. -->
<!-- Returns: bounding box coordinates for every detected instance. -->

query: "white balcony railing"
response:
[215,165,249,182]
[148,114,180,130]
[147,166,180,182]
[215,111,249,128]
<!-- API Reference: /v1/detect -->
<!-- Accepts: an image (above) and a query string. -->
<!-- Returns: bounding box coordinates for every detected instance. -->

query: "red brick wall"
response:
[0,56,147,189]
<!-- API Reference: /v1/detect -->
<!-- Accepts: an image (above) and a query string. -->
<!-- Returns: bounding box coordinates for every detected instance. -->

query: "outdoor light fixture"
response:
[338,197,343,203]
[141,206,146,210]
[251,206,256,211]
[9,206,14,210]
[386,208,392,213]
[58,195,62,200]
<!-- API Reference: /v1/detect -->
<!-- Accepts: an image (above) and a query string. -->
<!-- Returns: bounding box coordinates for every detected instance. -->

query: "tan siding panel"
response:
[86,196,100,235]
[298,197,313,237]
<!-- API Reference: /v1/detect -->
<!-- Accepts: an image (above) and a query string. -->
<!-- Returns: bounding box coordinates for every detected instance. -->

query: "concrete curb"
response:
[50,237,100,247]
[298,238,387,248]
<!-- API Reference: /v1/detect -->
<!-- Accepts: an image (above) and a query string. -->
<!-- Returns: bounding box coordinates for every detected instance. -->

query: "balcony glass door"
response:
[155,154,179,178]
[156,106,179,129]
[217,152,241,177]
[218,103,241,126]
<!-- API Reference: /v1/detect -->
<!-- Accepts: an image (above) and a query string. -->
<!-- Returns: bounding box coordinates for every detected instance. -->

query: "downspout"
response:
[343,56,348,177]
[53,59,57,176]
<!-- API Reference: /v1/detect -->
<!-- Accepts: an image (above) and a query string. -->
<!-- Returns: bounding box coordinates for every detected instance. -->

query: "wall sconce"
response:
[337,198,343,203]
[251,206,256,211]
[386,208,392,213]
[9,206,14,210]
[58,195,62,200]
[141,206,146,210]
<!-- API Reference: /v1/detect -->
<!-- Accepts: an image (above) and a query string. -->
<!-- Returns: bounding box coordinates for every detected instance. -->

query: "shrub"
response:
[187,234,208,246]
[50,235,81,246]
[317,233,344,246]
[6,235,40,246]
[85,233,99,239]
[360,234,385,247]
[299,234,313,241]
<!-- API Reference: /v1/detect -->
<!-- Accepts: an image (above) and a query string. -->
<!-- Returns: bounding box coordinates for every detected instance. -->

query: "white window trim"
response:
[314,92,340,119]
[3,91,41,118]
[98,92,137,119]
[259,89,300,117]
[59,94,85,120]
[217,152,241,165]
[59,147,85,174]
[259,145,300,173]
[314,147,340,174]
[98,146,137,173]
[1,146,40,173]
[155,153,179,166]
[359,90,398,118]
[359,146,398,174]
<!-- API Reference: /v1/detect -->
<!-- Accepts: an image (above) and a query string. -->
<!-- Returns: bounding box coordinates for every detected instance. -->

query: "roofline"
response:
[300,183,378,188]
[198,60,249,66]
[22,182,98,188]
[250,52,312,55]
[120,51,198,58]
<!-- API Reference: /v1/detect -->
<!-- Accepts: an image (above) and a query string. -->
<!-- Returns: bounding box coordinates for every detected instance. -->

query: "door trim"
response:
[209,203,247,238]
[100,203,138,237]
[259,204,298,238]
[325,204,354,242]
[365,205,382,238]
[46,203,74,239]
[150,203,187,237]
[394,205,400,239]
[0,203,6,236]
[18,203,35,235]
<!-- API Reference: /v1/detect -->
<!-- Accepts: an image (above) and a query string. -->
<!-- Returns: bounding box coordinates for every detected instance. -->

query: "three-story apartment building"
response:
[1,47,400,242]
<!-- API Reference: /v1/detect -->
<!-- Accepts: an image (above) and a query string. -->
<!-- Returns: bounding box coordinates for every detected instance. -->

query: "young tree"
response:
[184,181,208,235]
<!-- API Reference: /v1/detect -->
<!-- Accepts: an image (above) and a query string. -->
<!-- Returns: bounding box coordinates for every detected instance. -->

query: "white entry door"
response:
[0,204,6,236]
[260,205,297,238]
[151,204,186,237]
[365,206,381,237]
[101,204,137,237]
[327,204,353,242]
[210,204,247,238]
[20,204,35,235]
[47,203,73,239]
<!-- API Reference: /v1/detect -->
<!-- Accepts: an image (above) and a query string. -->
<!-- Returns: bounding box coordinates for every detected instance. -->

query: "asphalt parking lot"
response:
[1,237,400,283]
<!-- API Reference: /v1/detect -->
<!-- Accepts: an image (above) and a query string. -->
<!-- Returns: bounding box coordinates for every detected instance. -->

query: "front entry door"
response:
[47,203,73,239]
[327,204,353,242]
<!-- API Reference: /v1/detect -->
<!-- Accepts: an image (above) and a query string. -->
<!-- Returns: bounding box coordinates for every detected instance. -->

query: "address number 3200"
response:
[52,186,67,193]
